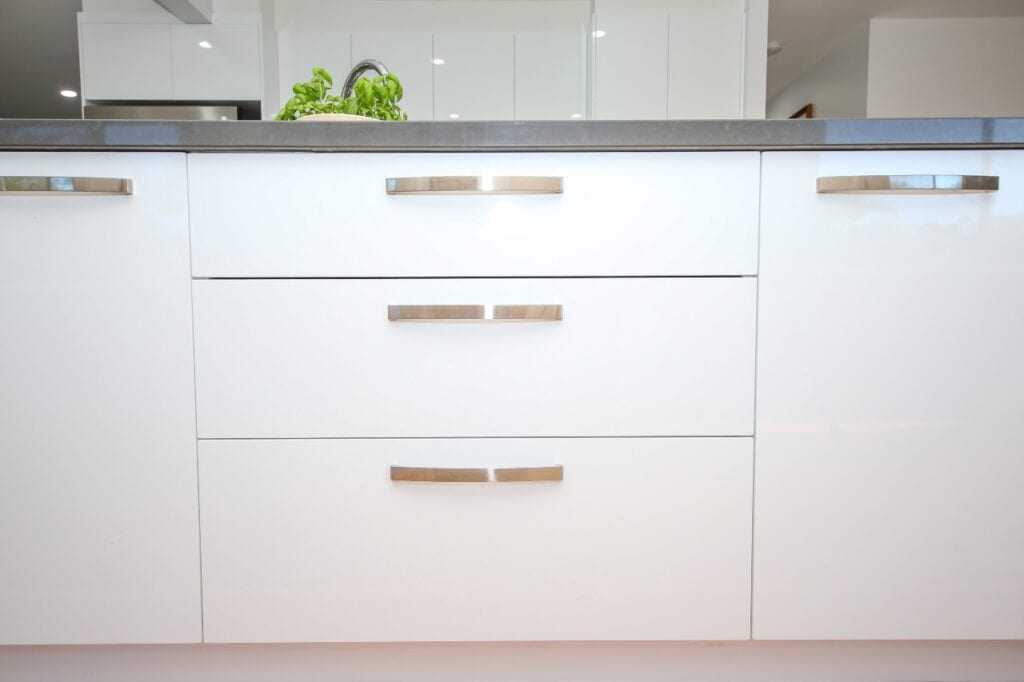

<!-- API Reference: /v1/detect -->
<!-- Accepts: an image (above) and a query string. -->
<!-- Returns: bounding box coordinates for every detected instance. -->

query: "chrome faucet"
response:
[341,59,390,98]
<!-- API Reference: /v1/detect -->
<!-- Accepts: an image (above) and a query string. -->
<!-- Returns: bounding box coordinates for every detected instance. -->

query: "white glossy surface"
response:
[351,31,433,121]
[199,437,754,642]
[667,11,744,119]
[754,150,1024,639]
[433,32,514,121]
[192,277,756,439]
[515,31,587,121]
[171,24,261,101]
[79,23,174,100]
[187,152,760,277]
[594,11,668,120]
[0,153,201,644]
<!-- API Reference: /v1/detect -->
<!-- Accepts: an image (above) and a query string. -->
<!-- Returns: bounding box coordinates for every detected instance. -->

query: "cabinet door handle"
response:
[391,465,563,483]
[816,174,998,194]
[0,176,133,195]
[386,175,563,195]
[388,304,562,322]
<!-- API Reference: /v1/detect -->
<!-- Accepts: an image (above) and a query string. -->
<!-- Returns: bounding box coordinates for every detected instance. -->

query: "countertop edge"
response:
[2,118,1024,151]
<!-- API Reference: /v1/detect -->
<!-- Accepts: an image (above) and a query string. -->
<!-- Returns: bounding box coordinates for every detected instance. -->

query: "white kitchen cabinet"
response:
[187,152,760,277]
[433,32,513,121]
[754,151,1024,639]
[171,24,261,101]
[0,153,201,644]
[79,23,174,100]
[515,31,587,121]
[351,31,433,121]
[667,11,744,119]
[199,437,753,642]
[594,11,668,120]
[192,277,756,439]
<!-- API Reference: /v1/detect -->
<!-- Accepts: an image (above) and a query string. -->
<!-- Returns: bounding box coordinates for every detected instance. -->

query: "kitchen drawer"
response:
[187,152,759,277]
[198,437,754,642]
[193,277,756,438]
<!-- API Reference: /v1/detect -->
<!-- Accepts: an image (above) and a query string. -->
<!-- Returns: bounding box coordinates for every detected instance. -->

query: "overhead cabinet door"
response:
[754,150,1024,639]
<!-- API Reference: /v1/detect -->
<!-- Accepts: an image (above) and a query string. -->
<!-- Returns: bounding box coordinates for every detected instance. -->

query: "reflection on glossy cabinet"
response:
[171,24,261,101]
[433,32,513,120]
[0,153,201,644]
[754,150,1024,639]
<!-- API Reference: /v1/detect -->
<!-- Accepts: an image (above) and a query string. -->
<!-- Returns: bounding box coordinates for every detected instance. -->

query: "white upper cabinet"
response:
[0,153,201,644]
[433,32,513,120]
[79,23,174,100]
[171,24,261,100]
[668,11,744,119]
[351,31,433,121]
[594,11,668,120]
[515,31,587,120]
[754,150,1024,639]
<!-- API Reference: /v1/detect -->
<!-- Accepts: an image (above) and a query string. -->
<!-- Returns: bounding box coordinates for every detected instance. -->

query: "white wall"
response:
[767,22,869,120]
[867,17,1024,118]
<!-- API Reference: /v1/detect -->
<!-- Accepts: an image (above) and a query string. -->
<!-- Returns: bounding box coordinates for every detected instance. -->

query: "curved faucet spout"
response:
[341,59,390,98]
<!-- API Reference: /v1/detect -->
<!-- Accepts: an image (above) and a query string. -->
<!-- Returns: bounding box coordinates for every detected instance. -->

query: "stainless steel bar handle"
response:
[816,175,998,194]
[0,176,133,196]
[386,176,563,195]
[391,464,564,483]
[388,304,562,322]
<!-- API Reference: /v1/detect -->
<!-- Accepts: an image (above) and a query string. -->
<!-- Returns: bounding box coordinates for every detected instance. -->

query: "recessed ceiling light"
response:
[198,40,212,49]
[593,30,606,38]
[59,89,77,98]
[448,113,460,119]
[432,58,445,65]
[570,113,583,119]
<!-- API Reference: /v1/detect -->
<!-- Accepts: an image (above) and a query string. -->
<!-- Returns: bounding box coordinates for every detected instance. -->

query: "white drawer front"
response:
[193,278,756,438]
[187,152,759,277]
[199,437,754,642]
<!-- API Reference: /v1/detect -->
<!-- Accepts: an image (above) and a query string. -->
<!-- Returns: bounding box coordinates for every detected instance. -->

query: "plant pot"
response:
[296,113,378,122]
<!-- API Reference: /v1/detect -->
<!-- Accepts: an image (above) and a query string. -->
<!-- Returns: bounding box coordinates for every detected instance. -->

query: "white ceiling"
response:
[767,0,1024,100]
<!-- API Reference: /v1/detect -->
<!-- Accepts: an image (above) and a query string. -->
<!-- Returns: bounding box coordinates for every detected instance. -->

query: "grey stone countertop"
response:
[1,118,1023,152]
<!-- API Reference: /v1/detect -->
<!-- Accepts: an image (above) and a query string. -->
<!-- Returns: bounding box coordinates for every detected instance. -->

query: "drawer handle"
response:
[388,304,562,322]
[0,176,133,195]
[816,175,998,194]
[391,465,563,483]
[385,176,563,195]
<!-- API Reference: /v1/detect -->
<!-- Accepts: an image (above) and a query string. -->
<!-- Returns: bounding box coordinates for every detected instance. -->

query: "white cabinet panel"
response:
[277,30,350,112]
[515,31,587,121]
[0,153,201,644]
[668,11,744,119]
[199,437,754,642]
[594,11,668,120]
[188,152,761,277]
[193,278,756,439]
[171,24,261,100]
[352,31,433,121]
[433,32,513,121]
[79,23,173,100]
[754,151,1024,639]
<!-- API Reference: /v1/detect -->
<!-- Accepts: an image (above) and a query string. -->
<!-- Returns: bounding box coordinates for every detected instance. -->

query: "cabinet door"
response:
[594,11,667,120]
[754,151,1024,639]
[200,437,753,642]
[171,24,261,101]
[433,32,513,121]
[0,153,200,644]
[79,23,173,100]
[515,31,587,121]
